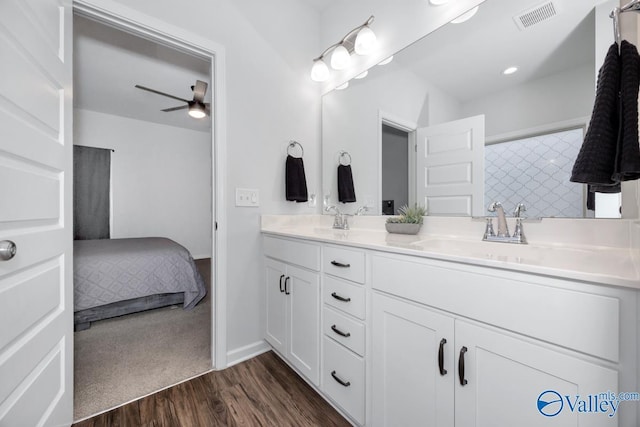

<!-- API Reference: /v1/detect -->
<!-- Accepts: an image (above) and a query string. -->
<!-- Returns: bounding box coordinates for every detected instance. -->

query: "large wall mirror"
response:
[322,0,628,218]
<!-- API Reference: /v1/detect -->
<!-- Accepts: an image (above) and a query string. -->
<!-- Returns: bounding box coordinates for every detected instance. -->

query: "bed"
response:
[73,237,206,331]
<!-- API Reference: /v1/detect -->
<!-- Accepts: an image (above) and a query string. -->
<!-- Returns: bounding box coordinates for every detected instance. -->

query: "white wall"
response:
[74,109,212,258]
[461,64,595,138]
[80,0,322,359]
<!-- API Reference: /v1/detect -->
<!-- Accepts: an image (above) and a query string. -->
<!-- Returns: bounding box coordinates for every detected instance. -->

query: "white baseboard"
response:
[226,340,271,367]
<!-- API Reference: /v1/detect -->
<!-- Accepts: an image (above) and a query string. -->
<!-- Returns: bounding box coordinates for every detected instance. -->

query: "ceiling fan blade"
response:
[161,105,189,112]
[135,84,190,103]
[193,80,208,102]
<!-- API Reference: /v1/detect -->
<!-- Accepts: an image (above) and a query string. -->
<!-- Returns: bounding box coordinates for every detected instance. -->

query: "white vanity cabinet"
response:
[321,244,368,425]
[264,236,321,385]
[371,253,622,427]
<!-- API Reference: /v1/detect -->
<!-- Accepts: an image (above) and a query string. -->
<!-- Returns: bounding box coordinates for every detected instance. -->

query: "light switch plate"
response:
[235,188,259,207]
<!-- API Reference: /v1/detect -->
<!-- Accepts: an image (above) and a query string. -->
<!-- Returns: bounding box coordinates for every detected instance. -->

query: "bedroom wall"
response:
[79,0,322,363]
[74,109,212,259]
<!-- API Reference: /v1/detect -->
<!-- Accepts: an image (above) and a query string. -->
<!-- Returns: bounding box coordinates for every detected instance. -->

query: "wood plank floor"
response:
[72,351,351,427]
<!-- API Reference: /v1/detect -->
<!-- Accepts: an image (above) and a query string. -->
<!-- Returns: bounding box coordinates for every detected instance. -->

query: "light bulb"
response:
[378,55,394,65]
[355,26,377,55]
[451,6,479,24]
[331,45,351,70]
[188,103,206,119]
[354,70,368,79]
[311,59,330,82]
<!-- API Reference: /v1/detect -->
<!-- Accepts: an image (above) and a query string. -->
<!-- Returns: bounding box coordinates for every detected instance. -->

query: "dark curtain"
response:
[73,146,111,240]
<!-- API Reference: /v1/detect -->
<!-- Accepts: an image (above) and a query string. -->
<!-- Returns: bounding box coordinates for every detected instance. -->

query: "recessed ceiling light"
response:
[503,66,518,75]
[378,56,394,65]
[429,0,449,5]
[354,70,369,79]
[336,81,349,90]
[451,6,479,24]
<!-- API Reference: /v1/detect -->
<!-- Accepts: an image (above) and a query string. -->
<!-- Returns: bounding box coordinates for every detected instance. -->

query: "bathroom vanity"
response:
[262,215,640,427]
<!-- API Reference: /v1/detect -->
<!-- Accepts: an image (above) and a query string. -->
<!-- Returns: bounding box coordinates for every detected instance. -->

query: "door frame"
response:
[73,0,228,369]
[378,110,417,214]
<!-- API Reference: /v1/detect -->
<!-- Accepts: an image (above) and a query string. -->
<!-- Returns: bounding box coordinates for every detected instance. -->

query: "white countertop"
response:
[261,215,640,289]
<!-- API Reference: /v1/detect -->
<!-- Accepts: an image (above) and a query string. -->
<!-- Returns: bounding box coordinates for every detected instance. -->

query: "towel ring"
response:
[287,140,304,158]
[339,151,352,166]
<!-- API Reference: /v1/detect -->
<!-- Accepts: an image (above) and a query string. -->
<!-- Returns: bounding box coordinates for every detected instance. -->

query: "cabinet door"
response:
[455,321,619,427]
[372,293,455,427]
[265,258,286,355]
[287,264,320,385]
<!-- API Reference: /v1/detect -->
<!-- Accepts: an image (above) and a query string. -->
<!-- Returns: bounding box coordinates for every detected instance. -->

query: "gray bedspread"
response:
[74,237,206,312]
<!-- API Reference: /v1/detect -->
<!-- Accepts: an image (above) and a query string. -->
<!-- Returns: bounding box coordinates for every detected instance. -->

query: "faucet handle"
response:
[488,201,502,212]
[513,203,527,218]
[483,217,495,240]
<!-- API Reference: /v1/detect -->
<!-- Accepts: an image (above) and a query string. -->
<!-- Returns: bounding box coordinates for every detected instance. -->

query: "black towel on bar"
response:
[338,164,356,203]
[613,40,640,182]
[570,42,621,190]
[285,155,308,202]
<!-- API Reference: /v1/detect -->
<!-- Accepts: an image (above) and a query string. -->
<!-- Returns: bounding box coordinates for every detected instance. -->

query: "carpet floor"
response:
[73,259,212,421]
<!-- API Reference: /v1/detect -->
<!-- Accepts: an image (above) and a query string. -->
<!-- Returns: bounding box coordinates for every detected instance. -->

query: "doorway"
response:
[71,5,222,421]
[381,124,410,215]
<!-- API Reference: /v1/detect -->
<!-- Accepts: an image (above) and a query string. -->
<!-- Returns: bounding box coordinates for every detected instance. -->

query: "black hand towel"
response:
[613,40,640,182]
[570,42,621,189]
[285,155,308,202]
[338,164,356,203]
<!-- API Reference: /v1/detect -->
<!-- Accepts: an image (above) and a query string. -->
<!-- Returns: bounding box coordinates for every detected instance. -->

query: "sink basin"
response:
[414,238,544,263]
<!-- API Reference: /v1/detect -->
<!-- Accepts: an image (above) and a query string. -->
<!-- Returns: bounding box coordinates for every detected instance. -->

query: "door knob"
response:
[0,240,17,261]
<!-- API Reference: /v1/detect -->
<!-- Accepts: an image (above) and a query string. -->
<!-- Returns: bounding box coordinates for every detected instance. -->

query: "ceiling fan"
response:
[134,80,210,119]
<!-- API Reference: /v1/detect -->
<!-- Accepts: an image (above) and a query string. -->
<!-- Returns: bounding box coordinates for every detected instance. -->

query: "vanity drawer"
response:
[323,275,366,320]
[323,245,365,283]
[263,235,320,271]
[323,336,365,425]
[372,254,620,362]
[323,306,365,357]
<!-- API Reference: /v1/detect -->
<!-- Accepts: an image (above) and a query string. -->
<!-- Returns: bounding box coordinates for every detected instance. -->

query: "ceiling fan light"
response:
[311,58,330,82]
[331,44,351,70]
[354,26,377,55]
[188,102,206,119]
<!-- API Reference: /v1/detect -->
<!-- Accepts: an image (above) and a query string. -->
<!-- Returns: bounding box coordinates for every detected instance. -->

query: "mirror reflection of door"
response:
[381,124,410,215]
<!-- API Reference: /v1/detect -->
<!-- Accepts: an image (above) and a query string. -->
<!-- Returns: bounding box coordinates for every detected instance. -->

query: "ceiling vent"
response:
[513,1,557,31]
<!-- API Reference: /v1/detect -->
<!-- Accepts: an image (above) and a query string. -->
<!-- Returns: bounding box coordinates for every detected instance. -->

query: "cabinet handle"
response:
[279,274,285,293]
[284,276,290,295]
[458,346,468,386]
[438,338,447,376]
[331,370,351,387]
[331,292,351,302]
[330,260,351,268]
[331,324,351,338]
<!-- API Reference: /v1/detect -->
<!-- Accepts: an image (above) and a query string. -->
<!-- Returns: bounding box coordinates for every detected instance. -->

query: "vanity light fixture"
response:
[336,81,350,90]
[310,15,376,82]
[354,70,369,79]
[429,0,450,5]
[378,55,394,65]
[503,66,518,75]
[451,5,479,23]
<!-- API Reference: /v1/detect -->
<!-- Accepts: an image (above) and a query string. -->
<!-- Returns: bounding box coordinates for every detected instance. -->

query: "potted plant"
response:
[385,204,427,235]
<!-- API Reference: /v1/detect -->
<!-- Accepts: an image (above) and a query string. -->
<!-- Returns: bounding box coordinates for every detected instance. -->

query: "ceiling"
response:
[73,15,211,133]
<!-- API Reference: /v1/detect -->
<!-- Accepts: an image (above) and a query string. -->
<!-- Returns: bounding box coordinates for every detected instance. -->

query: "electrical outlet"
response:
[235,188,259,207]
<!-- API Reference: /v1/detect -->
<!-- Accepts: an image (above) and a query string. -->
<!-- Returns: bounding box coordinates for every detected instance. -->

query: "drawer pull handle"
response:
[331,370,351,387]
[458,346,468,386]
[331,260,351,268]
[438,338,447,376]
[331,292,351,302]
[331,324,351,338]
[279,274,285,293]
[284,276,291,295]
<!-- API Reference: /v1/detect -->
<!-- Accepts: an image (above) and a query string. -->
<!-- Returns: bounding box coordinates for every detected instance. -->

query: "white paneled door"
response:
[416,115,485,216]
[0,0,73,426]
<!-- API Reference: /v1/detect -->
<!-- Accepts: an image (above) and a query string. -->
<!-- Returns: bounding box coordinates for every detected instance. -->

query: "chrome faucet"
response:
[483,202,527,244]
[325,205,349,230]
[488,201,509,237]
[355,205,369,216]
